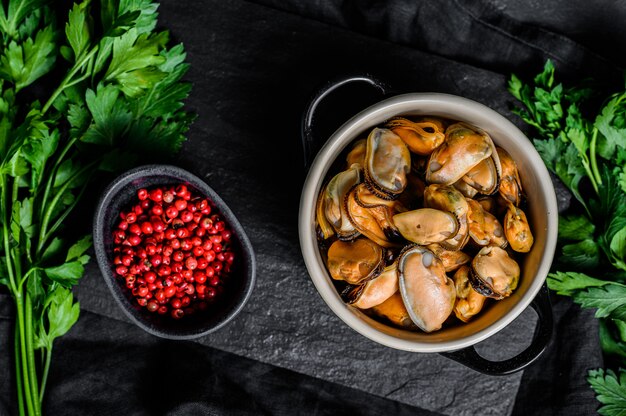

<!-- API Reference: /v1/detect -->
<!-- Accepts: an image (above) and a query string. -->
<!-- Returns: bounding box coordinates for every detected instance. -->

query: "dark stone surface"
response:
[72,0,574,414]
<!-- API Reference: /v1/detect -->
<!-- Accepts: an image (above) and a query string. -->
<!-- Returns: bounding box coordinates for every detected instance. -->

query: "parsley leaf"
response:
[547,271,610,296]
[559,215,595,241]
[588,369,626,416]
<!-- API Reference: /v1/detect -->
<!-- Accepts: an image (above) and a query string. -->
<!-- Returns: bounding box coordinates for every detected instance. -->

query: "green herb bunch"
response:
[509,61,626,415]
[0,1,194,414]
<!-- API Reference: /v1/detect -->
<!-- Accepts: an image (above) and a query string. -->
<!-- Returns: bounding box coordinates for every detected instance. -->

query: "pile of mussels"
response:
[316,117,534,333]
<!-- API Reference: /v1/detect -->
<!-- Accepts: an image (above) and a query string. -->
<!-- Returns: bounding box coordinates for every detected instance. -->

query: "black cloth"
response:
[1,0,621,414]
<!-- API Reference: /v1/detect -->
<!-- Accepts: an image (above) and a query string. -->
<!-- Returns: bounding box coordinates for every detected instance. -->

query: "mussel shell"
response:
[323,164,361,240]
[326,238,385,285]
[364,128,411,199]
[398,245,456,332]
[346,138,367,168]
[470,246,520,299]
[426,122,493,185]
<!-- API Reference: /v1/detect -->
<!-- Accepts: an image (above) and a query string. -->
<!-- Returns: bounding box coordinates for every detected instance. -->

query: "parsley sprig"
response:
[0,1,194,414]
[509,61,626,415]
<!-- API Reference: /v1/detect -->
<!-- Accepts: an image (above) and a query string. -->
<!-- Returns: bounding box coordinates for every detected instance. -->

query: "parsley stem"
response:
[39,345,52,405]
[39,136,78,222]
[15,295,36,416]
[41,45,99,115]
[15,325,25,416]
[25,293,41,415]
[590,127,602,189]
[2,175,17,294]
[40,172,92,250]
[37,161,97,255]
[581,160,599,195]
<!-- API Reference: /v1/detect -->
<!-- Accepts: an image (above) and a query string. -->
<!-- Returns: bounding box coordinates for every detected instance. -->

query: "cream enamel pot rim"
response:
[298,76,557,375]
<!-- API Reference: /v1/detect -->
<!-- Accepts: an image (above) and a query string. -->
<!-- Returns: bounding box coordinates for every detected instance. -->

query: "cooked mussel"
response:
[342,262,399,309]
[497,147,523,206]
[423,184,470,250]
[466,198,507,248]
[453,179,479,198]
[320,164,361,240]
[426,122,493,185]
[461,155,501,195]
[364,128,411,199]
[392,208,458,245]
[470,246,520,299]
[504,203,534,253]
[426,243,471,272]
[398,245,456,332]
[346,184,404,248]
[453,265,487,322]
[370,292,415,328]
[386,116,446,155]
[346,138,366,168]
[327,238,385,285]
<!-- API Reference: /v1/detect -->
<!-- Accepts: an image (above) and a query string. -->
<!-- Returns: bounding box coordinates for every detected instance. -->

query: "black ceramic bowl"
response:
[94,165,256,339]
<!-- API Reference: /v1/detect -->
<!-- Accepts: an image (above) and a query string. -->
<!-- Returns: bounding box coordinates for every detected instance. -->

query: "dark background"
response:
[1,0,623,414]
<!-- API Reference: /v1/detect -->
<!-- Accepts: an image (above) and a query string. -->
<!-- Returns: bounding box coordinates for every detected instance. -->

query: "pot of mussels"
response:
[298,76,558,375]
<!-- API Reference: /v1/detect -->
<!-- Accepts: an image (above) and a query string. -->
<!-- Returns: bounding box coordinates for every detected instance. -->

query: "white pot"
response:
[298,87,558,373]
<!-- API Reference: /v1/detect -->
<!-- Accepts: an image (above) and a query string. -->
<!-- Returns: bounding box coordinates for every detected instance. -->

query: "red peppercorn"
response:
[144,271,156,283]
[128,235,142,246]
[171,298,182,309]
[163,190,175,204]
[116,266,128,276]
[157,305,168,315]
[185,257,197,270]
[166,206,179,219]
[171,308,184,319]
[126,212,137,223]
[147,300,159,312]
[118,220,129,231]
[149,188,163,202]
[141,222,154,235]
[175,199,187,211]
[164,286,176,298]
[138,188,148,200]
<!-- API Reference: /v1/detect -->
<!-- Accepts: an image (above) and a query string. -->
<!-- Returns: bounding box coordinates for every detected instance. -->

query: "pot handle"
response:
[300,75,389,169]
[440,284,553,376]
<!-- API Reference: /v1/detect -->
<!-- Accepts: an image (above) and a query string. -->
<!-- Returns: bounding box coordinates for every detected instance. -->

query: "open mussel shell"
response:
[504,203,534,253]
[321,164,361,240]
[393,208,458,246]
[385,116,446,156]
[453,265,487,323]
[426,122,493,185]
[470,246,520,299]
[364,128,411,199]
[342,262,399,309]
[326,238,385,285]
[397,245,456,332]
